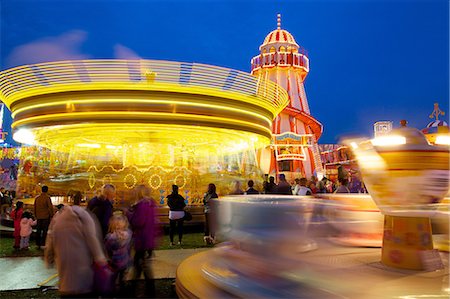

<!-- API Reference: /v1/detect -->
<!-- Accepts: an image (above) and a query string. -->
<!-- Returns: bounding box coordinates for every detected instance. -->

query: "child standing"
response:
[104,213,132,295]
[20,211,37,250]
[10,201,24,250]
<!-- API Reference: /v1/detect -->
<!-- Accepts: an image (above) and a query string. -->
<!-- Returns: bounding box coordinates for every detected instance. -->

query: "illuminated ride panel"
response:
[0,60,289,198]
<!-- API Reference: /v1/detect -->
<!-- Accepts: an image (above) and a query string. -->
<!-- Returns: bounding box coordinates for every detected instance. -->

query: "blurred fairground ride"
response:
[0,59,288,204]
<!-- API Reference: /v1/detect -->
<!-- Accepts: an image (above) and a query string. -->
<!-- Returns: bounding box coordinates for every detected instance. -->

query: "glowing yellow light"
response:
[370,135,406,146]
[435,135,450,145]
[12,129,35,145]
[11,111,273,142]
[76,143,101,148]
[149,174,162,190]
[123,174,137,189]
[0,60,289,118]
[106,145,120,149]
[350,142,358,149]
[11,98,273,127]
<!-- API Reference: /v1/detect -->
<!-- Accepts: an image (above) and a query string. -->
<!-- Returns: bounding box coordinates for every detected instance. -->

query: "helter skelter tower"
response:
[251,14,323,180]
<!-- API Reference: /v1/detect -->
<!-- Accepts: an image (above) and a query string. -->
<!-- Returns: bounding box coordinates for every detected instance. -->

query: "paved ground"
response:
[0,248,209,291]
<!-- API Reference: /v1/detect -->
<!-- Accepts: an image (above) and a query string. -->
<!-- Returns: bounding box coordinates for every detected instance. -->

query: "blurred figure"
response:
[244,180,259,195]
[309,176,318,194]
[166,185,186,245]
[20,211,36,250]
[229,180,244,195]
[203,183,218,244]
[0,187,11,215]
[45,203,108,298]
[10,201,24,250]
[317,177,328,193]
[34,185,54,249]
[349,172,363,193]
[10,164,17,180]
[127,185,160,298]
[72,191,83,206]
[335,178,351,193]
[88,184,115,237]
[275,174,292,195]
[264,176,277,194]
[105,213,132,296]
[294,178,312,195]
[326,179,334,193]
[337,164,348,181]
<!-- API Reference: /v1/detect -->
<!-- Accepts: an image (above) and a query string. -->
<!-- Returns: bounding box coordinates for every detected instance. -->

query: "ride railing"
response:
[0,59,289,116]
[250,52,309,73]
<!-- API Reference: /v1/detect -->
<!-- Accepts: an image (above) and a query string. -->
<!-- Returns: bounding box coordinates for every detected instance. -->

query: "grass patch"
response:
[157,232,215,250]
[0,232,214,257]
[0,236,44,258]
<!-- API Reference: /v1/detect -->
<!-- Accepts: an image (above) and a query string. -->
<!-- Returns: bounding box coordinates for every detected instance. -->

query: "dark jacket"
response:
[87,196,113,237]
[264,181,278,194]
[203,192,218,213]
[245,187,259,195]
[127,198,160,251]
[275,181,292,195]
[167,193,186,211]
[34,193,54,220]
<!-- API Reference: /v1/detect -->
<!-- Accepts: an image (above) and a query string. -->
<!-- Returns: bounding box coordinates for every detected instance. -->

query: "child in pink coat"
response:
[10,201,24,249]
[20,211,37,250]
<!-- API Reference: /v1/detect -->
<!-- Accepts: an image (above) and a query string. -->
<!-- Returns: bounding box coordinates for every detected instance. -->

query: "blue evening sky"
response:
[1,0,448,144]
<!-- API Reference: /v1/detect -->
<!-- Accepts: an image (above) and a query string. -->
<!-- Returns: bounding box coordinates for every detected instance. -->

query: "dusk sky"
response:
[1,0,448,144]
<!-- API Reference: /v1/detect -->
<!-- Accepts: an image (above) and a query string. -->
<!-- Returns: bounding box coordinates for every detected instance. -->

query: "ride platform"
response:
[176,239,449,298]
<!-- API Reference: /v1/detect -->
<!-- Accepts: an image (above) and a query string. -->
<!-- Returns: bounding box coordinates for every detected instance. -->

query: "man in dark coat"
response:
[87,184,115,237]
[275,174,292,195]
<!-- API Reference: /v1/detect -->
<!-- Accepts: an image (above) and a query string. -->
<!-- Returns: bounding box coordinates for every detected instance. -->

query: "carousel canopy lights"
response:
[371,135,406,147]
[435,135,450,145]
[13,128,35,145]
[76,143,101,148]
[0,59,289,154]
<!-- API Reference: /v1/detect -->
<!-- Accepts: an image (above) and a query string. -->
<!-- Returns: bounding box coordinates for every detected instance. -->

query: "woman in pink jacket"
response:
[127,184,161,298]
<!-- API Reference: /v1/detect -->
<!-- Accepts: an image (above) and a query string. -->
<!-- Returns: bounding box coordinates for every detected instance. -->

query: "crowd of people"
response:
[228,172,366,197]
[6,182,220,298]
[3,170,366,297]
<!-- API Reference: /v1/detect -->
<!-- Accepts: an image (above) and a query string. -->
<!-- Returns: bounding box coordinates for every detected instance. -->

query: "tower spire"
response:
[277,13,281,29]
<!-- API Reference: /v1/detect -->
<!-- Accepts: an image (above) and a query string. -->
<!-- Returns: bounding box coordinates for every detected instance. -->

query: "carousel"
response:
[0,59,288,206]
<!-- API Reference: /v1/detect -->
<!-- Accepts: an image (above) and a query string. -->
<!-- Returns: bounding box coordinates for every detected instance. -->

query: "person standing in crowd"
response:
[45,202,108,298]
[34,186,54,249]
[10,201,24,250]
[88,184,115,237]
[263,176,277,194]
[244,180,259,195]
[0,187,11,215]
[166,185,186,246]
[317,177,328,193]
[72,191,83,206]
[292,178,301,195]
[104,213,132,296]
[20,211,37,250]
[294,178,312,195]
[275,174,292,195]
[127,185,160,298]
[229,181,244,195]
[203,183,218,245]
[309,176,318,193]
[335,178,351,193]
